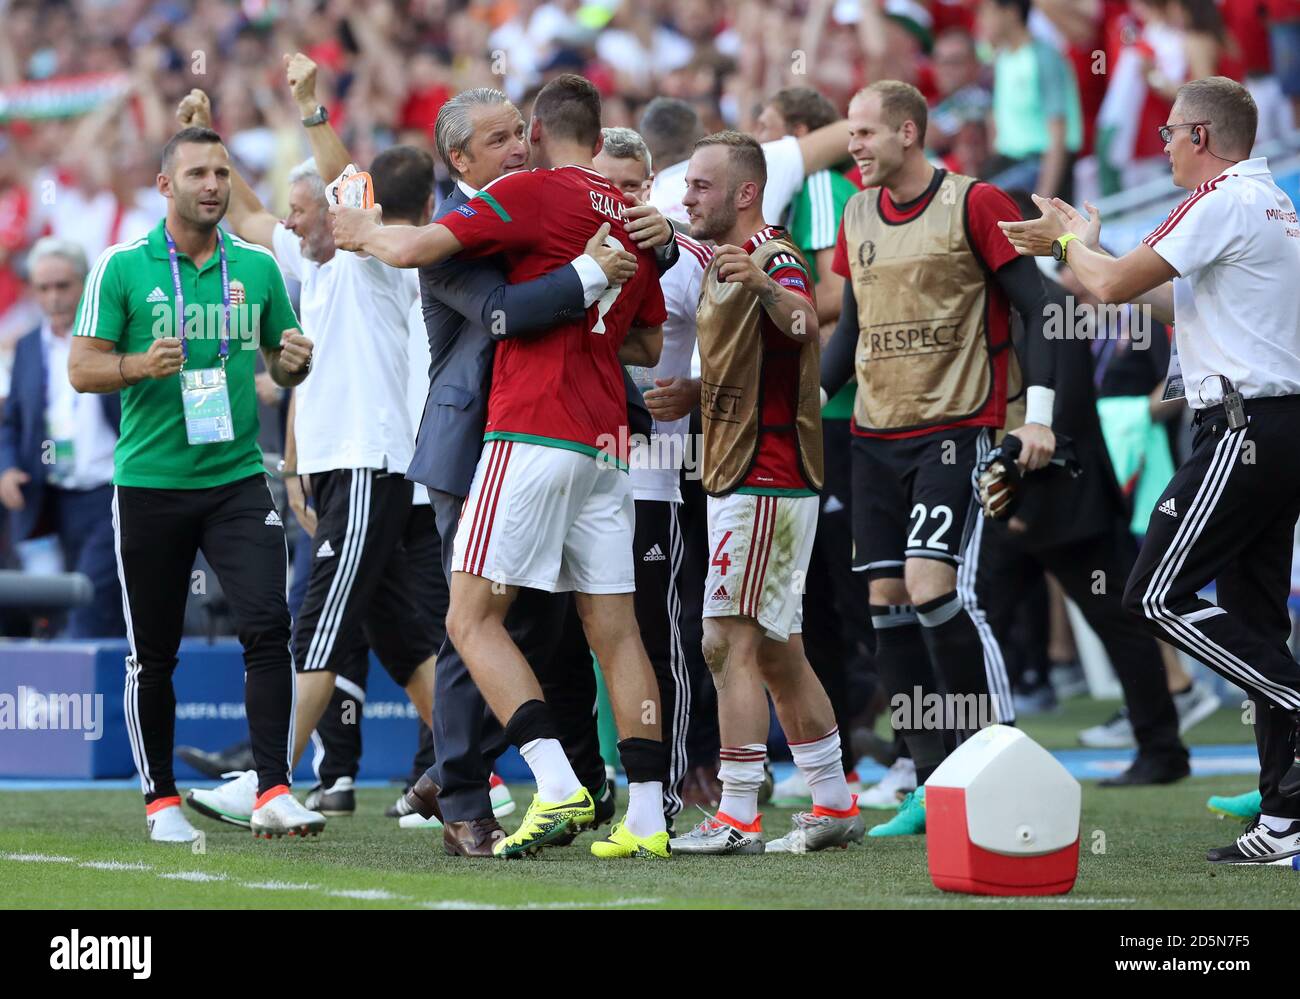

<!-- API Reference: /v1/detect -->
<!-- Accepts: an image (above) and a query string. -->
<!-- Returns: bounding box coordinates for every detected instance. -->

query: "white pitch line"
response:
[3,852,74,863]
[4,852,661,909]
[158,871,227,882]
[326,888,409,901]
[418,897,662,910]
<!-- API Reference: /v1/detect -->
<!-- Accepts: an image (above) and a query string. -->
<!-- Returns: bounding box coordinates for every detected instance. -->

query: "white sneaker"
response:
[766,808,865,853]
[857,757,916,810]
[667,812,764,855]
[147,802,199,843]
[186,770,257,828]
[489,773,516,818]
[1078,709,1135,749]
[1175,682,1222,735]
[398,811,444,830]
[1208,816,1300,864]
[250,791,326,839]
[771,769,811,805]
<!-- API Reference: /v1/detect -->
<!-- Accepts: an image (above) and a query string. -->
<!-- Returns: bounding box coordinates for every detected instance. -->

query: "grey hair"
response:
[27,236,88,280]
[435,87,511,179]
[288,157,327,203]
[600,127,652,174]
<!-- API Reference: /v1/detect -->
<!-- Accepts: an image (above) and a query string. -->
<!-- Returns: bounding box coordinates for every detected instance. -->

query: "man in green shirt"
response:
[68,126,321,844]
[980,0,1084,201]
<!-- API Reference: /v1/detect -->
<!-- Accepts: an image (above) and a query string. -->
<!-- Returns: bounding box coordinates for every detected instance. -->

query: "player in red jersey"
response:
[668,131,863,856]
[332,75,673,860]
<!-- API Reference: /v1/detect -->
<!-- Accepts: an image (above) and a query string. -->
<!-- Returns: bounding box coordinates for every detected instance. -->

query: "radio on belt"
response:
[1206,374,1247,430]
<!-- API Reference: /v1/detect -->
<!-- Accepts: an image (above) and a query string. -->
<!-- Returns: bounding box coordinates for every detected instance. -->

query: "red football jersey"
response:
[440,165,668,462]
[738,226,818,493]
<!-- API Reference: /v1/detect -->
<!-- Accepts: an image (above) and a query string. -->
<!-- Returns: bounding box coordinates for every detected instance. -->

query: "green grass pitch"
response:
[1,703,1291,909]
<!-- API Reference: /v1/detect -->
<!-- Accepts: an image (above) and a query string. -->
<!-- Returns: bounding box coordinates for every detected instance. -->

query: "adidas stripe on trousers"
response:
[113,474,295,803]
[1123,396,1300,819]
[632,498,691,821]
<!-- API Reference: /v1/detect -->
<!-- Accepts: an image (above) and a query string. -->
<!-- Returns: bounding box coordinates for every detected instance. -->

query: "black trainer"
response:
[1206,816,1300,863]
[1098,754,1191,787]
[303,777,356,817]
[176,742,255,779]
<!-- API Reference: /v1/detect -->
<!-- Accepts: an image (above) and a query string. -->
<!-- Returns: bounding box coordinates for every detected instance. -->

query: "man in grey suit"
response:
[402,88,676,856]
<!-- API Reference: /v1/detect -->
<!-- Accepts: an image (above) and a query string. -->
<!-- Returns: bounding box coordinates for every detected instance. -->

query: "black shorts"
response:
[850,427,990,578]
[330,501,448,688]
[293,468,439,683]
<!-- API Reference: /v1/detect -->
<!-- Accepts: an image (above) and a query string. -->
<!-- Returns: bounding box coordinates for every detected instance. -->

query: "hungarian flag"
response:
[0,72,130,123]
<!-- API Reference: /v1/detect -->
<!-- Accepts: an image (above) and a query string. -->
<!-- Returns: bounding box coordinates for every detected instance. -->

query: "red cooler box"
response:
[926,724,1080,896]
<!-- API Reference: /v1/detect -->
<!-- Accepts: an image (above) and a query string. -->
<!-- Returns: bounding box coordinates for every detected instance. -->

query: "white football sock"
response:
[790,728,854,812]
[519,737,581,804]
[624,781,666,837]
[717,744,766,826]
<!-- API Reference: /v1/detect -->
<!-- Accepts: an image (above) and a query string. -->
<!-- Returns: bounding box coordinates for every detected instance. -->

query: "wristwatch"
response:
[301,104,329,128]
[1051,232,1079,263]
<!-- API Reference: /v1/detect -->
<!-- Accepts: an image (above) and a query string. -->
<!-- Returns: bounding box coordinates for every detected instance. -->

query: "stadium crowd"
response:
[1,0,1299,856]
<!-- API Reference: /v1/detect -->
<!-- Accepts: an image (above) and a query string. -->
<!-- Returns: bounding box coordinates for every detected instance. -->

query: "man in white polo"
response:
[176,72,438,830]
[1000,76,1300,866]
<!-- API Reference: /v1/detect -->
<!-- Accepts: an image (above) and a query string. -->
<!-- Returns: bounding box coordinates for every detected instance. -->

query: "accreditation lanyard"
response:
[165,230,236,445]
[164,229,230,370]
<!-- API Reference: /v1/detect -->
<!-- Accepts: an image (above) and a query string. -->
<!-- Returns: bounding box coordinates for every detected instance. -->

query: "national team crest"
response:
[229,279,246,306]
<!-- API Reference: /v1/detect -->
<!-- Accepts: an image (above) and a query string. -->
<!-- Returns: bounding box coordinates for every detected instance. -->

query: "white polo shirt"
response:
[1143,157,1300,407]
[406,299,431,508]
[649,135,807,229]
[628,232,710,504]
[272,222,419,474]
[42,323,116,491]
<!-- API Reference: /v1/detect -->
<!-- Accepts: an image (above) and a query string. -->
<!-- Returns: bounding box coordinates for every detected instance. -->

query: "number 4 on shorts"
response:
[711,530,733,575]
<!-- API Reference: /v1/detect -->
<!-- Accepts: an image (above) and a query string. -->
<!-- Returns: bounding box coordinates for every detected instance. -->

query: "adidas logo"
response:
[316,539,335,558]
[264,510,282,527]
[710,584,731,602]
[1158,498,1178,518]
[146,286,168,304]
[642,544,666,562]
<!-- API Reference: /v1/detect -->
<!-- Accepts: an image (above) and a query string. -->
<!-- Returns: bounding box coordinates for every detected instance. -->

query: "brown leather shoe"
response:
[403,773,444,822]
[443,817,507,857]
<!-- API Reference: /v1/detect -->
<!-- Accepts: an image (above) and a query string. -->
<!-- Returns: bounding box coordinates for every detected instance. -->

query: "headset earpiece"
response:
[1190,128,1201,145]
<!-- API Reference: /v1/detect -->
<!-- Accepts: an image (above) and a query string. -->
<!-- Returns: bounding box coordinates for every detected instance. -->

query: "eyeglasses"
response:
[1158,121,1210,143]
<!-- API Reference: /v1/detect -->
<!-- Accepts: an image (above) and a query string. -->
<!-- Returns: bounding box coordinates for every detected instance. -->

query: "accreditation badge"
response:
[1161,332,1186,402]
[181,367,236,445]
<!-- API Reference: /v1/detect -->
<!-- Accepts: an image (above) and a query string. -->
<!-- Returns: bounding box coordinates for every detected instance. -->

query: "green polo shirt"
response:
[73,220,300,490]
[991,39,1084,160]
[785,168,860,420]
